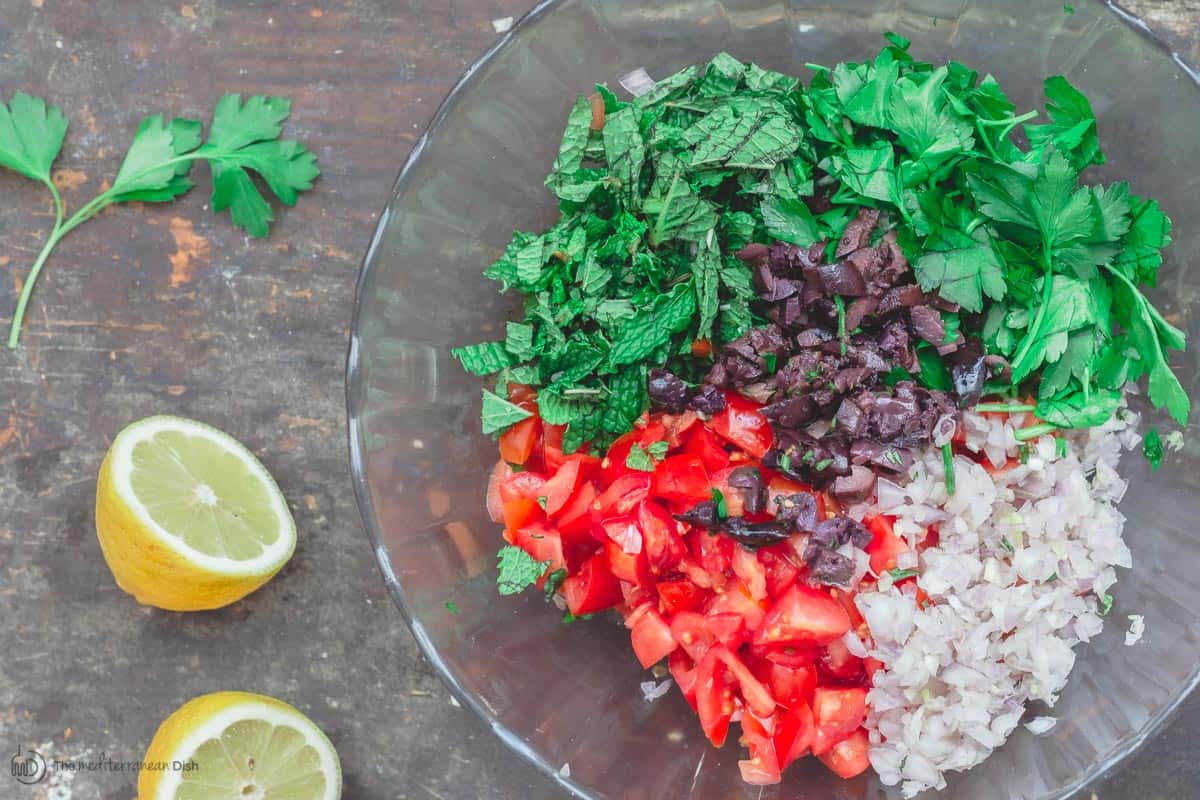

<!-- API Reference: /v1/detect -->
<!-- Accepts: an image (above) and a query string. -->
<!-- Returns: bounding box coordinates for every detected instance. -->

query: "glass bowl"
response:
[346,1,1200,797]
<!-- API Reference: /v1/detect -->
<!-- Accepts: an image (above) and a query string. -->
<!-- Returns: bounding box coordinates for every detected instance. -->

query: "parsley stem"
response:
[7,152,204,347]
[975,110,1039,127]
[1009,255,1055,382]
[942,443,956,495]
[1013,422,1057,441]
[972,402,1036,413]
[7,225,64,348]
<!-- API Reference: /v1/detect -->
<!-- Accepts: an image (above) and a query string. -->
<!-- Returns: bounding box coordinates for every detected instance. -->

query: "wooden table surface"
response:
[1,2,1198,799]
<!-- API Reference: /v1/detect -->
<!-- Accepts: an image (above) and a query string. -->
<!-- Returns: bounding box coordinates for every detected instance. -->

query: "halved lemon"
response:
[95,415,296,611]
[139,691,342,800]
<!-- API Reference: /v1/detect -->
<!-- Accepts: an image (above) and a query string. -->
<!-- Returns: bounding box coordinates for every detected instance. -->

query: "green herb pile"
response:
[1,93,319,348]
[455,35,1187,450]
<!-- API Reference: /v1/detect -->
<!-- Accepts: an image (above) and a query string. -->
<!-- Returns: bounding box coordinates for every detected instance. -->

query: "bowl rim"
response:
[345,2,1200,797]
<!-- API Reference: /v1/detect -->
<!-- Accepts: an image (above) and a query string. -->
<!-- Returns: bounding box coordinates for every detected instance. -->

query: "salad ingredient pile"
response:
[455,36,1185,793]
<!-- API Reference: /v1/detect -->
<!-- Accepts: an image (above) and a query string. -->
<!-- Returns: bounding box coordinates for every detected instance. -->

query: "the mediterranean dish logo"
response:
[9,745,198,786]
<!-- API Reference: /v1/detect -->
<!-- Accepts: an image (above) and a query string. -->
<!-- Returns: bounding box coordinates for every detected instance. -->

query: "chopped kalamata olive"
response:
[647,368,694,413]
[687,384,727,416]
[673,501,721,530]
[836,208,880,258]
[773,492,819,533]
[720,517,792,550]
[808,547,855,586]
[696,203,964,490]
[761,396,817,429]
[909,305,946,346]
[806,517,872,554]
[832,465,876,498]
[727,466,767,514]
[949,339,987,407]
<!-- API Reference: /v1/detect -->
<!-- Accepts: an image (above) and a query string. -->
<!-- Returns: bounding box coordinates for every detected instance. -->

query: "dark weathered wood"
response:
[0,2,1196,799]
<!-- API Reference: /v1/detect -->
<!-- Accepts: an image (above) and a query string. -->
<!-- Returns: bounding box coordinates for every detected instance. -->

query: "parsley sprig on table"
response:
[1,92,319,348]
[456,35,1187,451]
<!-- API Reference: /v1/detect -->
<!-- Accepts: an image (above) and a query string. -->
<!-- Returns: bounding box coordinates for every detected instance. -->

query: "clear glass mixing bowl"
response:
[346,1,1200,797]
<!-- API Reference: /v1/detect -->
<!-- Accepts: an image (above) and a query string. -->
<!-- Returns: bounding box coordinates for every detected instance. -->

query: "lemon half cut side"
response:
[139,691,342,800]
[96,415,296,611]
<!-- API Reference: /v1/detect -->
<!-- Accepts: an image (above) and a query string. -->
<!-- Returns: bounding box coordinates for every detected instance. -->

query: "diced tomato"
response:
[630,607,677,668]
[562,553,623,616]
[755,585,851,646]
[660,411,700,447]
[689,529,734,575]
[670,611,714,660]
[657,579,706,615]
[593,472,651,517]
[668,649,698,709]
[706,581,767,632]
[513,523,566,579]
[498,471,546,531]
[710,392,773,458]
[760,550,801,598]
[556,481,597,540]
[738,711,781,785]
[486,460,512,523]
[774,701,816,769]
[819,637,865,684]
[865,515,909,575]
[651,455,711,503]
[638,500,686,573]
[704,613,746,650]
[819,729,870,779]
[751,642,823,668]
[541,457,582,516]
[694,650,734,747]
[601,515,642,552]
[712,645,775,718]
[499,414,540,465]
[811,687,867,756]
[602,429,642,484]
[732,546,768,601]
[762,662,817,708]
[542,423,567,471]
[679,557,718,589]
[499,471,546,502]
[604,541,649,586]
[691,338,712,357]
[864,657,885,683]
[635,417,668,447]
[831,587,866,629]
[684,426,731,473]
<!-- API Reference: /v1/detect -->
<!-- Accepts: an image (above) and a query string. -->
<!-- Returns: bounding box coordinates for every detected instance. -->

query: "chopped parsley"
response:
[711,487,728,519]
[889,568,919,580]
[1099,593,1114,615]
[1143,428,1163,471]
[445,601,461,615]
[942,443,956,495]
